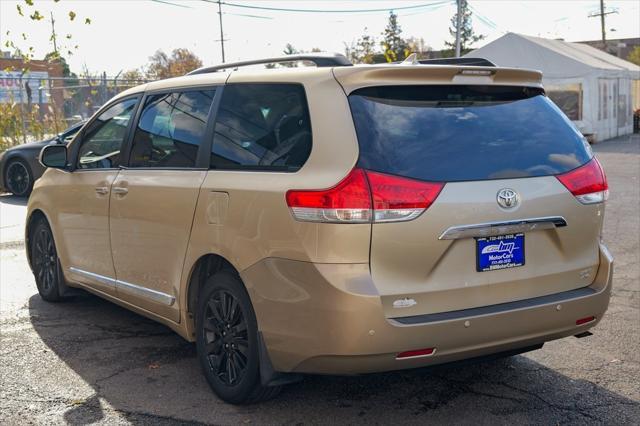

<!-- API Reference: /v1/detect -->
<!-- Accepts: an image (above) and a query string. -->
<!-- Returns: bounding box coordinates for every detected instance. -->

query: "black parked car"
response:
[0,121,85,197]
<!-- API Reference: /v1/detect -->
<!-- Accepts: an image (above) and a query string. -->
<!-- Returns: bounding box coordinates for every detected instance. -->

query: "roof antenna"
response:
[400,53,419,65]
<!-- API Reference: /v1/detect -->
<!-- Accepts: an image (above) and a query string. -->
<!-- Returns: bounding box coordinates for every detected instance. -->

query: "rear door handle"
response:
[95,186,109,195]
[113,187,129,195]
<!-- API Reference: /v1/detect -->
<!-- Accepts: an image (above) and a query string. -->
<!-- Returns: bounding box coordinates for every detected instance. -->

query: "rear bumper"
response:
[241,244,613,375]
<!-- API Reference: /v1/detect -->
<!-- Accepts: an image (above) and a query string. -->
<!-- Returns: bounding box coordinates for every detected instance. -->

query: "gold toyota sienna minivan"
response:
[28,54,613,404]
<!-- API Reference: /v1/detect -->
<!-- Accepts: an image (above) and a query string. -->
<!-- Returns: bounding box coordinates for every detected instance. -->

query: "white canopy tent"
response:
[466,33,640,141]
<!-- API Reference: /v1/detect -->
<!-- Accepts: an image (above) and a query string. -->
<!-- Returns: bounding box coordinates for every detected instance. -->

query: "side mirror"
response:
[40,144,68,169]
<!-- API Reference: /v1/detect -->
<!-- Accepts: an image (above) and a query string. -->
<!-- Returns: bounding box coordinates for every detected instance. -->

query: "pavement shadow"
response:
[29,293,639,425]
[0,193,28,206]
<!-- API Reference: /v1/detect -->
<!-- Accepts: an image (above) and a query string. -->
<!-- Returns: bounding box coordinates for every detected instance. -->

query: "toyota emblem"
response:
[496,188,520,209]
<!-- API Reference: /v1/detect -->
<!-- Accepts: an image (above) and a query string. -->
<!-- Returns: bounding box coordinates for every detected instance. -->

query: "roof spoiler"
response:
[187,53,353,75]
[418,57,496,67]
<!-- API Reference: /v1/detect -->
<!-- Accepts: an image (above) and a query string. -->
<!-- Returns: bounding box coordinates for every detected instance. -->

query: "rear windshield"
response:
[348,85,592,182]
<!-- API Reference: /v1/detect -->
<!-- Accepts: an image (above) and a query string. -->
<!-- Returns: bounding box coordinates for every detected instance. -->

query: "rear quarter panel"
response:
[179,68,369,327]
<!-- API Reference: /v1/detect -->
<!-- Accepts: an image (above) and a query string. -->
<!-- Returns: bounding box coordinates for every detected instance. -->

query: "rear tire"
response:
[5,158,33,197]
[196,271,281,404]
[30,219,63,302]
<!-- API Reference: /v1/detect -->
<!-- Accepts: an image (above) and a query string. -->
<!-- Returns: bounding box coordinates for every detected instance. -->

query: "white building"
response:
[466,33,640,141]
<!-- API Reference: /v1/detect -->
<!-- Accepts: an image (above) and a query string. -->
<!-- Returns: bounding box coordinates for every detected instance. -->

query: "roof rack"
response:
[418,57,496,67]
[187,53,352,75]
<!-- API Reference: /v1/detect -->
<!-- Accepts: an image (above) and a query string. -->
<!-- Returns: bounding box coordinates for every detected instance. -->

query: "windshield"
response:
[348,85,592,182]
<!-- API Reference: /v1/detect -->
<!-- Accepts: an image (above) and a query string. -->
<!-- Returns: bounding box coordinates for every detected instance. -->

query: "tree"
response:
[3,1,91,69]
[145,48,203,80]
[283,43,298,56]
[44,51,74,78]
[347,28,377,64]
[381,11,409,62]
[121,69,145,83]
[627,46,640,66]
[406,37,432,60]
[444,0,485,55]
[277,43,300,67]
[1,1,90,148]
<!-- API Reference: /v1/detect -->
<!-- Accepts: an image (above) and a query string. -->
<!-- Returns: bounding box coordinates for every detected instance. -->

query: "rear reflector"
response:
[396,347,436,359]
[556,157,609,204]
[286,168,444,223]
[576,316,596,325]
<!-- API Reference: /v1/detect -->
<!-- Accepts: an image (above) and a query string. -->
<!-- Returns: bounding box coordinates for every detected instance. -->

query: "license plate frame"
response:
[476,233,525,272]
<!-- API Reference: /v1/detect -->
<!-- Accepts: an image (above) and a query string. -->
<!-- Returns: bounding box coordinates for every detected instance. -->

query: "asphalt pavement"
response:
[0,134,638,425]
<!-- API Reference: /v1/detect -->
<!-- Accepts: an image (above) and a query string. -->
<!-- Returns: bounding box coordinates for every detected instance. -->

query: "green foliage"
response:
[1,1,91,149]
[0,101,67,151]
[347,14,426,64]
[627,46,640,66]
[445,0,485,53]
[348,28,377,64]
[278,44,300,67]
[381,11,409,62]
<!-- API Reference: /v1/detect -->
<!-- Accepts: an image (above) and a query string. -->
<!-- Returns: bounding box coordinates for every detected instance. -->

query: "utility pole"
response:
[588,0,617,49]
[50,12,58,55]
[217,0,225,63]
[454,0,462,57]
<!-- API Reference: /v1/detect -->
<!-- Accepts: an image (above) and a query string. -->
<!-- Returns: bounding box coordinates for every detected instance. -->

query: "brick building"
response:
[0,55,65,108]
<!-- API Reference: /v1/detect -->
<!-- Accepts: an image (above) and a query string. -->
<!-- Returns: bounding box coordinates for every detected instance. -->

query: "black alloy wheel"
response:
[31,220,62,302]
[196,271,281,404]
[5,159,32,197]
[203,289,250,386]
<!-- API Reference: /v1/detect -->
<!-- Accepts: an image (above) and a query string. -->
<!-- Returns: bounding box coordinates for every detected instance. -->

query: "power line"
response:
[467,3,498,30]
[200,0,450,14]
[148,0,192,8]
[224,12,273,20]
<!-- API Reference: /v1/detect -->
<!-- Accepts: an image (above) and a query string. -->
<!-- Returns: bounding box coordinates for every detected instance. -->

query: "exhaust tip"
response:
[574,331,593,339]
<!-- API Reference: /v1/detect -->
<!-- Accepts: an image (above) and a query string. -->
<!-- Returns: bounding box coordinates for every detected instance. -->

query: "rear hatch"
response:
[346,82,608,319]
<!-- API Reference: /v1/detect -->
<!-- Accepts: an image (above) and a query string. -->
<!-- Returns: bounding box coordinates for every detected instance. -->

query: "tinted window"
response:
[210,84,311,171]
[349,85,593,182]
[77,98,137,169]
[59,121,84,143]
[130,89,215,168]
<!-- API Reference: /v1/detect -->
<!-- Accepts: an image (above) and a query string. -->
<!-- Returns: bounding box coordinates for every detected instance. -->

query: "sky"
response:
[1,0,639,76]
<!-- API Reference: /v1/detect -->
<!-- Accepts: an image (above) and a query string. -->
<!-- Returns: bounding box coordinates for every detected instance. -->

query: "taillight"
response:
[367,170,444,222]
[556,157,609,204]
[286,168,444,223]
[285,169,372,223]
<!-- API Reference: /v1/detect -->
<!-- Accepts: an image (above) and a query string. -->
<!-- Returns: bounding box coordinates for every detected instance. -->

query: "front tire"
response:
[196,271,281,404]
[5,158,33,197]
[30,219,63,302]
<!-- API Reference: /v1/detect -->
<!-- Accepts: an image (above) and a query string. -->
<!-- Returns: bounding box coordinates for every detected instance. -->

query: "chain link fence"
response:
[1,74,151,150]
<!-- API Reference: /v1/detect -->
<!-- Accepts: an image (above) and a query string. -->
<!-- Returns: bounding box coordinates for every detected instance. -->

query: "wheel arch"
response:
[184,253,240,334]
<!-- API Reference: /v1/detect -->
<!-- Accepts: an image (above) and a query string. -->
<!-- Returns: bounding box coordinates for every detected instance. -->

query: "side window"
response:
[129,89,216,168]
[77,98,138,169]
[211,84,312,171]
